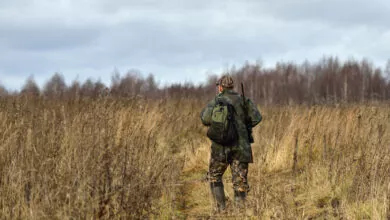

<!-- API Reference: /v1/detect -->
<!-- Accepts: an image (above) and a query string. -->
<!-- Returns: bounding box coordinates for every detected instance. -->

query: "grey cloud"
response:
[100,17,347,65]
[0,0,389,89]
[0,25,101,51]
[0,0,33,8]
[254,0,390,29]
[94,21,267,67]
[91,0,221,14]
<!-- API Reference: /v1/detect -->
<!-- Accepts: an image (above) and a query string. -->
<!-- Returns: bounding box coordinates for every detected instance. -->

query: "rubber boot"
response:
[234,190,246,210]
[210,182,226,212]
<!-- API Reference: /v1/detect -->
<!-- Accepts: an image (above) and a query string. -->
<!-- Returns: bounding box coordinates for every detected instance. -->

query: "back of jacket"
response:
[201,89,262,163]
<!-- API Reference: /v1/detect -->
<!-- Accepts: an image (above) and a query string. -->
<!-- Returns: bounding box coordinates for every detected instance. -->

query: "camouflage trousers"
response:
[208,157,249,192]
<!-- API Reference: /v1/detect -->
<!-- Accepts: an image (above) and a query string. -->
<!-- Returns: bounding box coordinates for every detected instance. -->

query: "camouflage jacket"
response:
[200,89,262,163]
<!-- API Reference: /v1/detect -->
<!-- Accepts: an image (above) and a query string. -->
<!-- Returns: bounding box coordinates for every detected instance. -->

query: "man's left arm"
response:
[248,99,262,127]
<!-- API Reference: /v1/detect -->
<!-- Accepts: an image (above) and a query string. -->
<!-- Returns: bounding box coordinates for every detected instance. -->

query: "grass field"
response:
[0,97,389,219]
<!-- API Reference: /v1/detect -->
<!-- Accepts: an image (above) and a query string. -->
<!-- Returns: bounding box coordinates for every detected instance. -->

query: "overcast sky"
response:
[0,0,389,90]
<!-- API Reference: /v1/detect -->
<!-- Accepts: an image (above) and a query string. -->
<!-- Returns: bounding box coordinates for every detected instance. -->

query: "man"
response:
[200,75,262,212]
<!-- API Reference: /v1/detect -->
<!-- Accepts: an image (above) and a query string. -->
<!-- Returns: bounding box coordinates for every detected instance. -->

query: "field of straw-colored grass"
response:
[0,97,389,219]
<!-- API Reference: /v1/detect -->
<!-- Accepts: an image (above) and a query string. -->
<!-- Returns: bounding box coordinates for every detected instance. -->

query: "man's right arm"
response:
[200,99,216,126]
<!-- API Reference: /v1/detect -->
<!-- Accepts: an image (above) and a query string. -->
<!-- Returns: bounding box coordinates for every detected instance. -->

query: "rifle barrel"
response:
[241,82,254,143]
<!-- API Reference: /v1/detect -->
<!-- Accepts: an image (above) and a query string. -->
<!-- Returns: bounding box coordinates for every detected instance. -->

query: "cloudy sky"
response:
[0,0,389,90]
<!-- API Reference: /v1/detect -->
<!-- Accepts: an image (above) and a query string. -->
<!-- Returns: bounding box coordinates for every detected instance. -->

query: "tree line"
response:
[1,57,389,105]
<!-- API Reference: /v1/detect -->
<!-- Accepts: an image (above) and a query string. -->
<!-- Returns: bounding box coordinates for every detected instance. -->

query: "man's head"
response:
[216,75,234,93]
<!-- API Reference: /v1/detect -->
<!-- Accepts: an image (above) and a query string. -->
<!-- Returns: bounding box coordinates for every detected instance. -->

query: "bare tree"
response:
[145,73,158,97]
[21,76,40,97]
[110,70,145,97]
[0,83,7,97]
[110,69,121,95]
[43,73,67,98]
[94,80,108,98]
[385,59,390,82]
[66,80,81,99]
[80,79,95,97]
[12,56,390,103]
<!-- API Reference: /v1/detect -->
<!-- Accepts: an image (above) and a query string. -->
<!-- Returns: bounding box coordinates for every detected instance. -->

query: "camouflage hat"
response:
[216,75,234,88]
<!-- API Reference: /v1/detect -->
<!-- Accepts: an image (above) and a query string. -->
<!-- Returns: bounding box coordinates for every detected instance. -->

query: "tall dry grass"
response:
[0,97,389,219]
[181,104,390,219]
[0,97,203,219]
[183,105,390,219]
[249,105,390,219]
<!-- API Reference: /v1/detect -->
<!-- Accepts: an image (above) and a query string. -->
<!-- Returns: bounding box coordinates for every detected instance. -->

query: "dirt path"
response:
[175,167,212,219]
[172,141,301,219]
[174,165,306,219]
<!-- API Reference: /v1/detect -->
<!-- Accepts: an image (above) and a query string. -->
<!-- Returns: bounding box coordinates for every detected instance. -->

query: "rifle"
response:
[241,83,254,143]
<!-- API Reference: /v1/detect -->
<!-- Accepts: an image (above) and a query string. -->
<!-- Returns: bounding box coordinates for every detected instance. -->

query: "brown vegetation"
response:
[249,105,390,219]
[180,103,390,219]
[0,58,389,218]
[0,95,389,219]
[0,97,200,219]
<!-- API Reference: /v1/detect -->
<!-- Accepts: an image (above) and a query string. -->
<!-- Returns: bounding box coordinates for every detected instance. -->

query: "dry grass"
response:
[0,97,201,219]
[180,104,390,219]
[0,97,389,219]
[250,105,390,219]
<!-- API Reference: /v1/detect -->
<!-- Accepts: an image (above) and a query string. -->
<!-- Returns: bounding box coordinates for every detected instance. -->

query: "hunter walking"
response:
[201,75,262,212]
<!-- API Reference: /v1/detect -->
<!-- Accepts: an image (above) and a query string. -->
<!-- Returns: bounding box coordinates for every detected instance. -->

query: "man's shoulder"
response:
[226,89,239,95]
[221,90,240,98]
[224,91,243,103]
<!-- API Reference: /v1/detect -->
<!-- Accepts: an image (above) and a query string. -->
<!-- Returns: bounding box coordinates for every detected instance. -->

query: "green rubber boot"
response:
[234,190,246,210]
[210,182,226,212]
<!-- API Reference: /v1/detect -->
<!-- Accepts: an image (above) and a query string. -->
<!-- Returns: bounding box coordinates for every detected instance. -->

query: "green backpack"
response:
[207,98,238,146]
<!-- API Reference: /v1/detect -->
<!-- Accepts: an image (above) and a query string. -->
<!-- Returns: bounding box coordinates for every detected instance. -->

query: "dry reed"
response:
[0,97,389,219]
